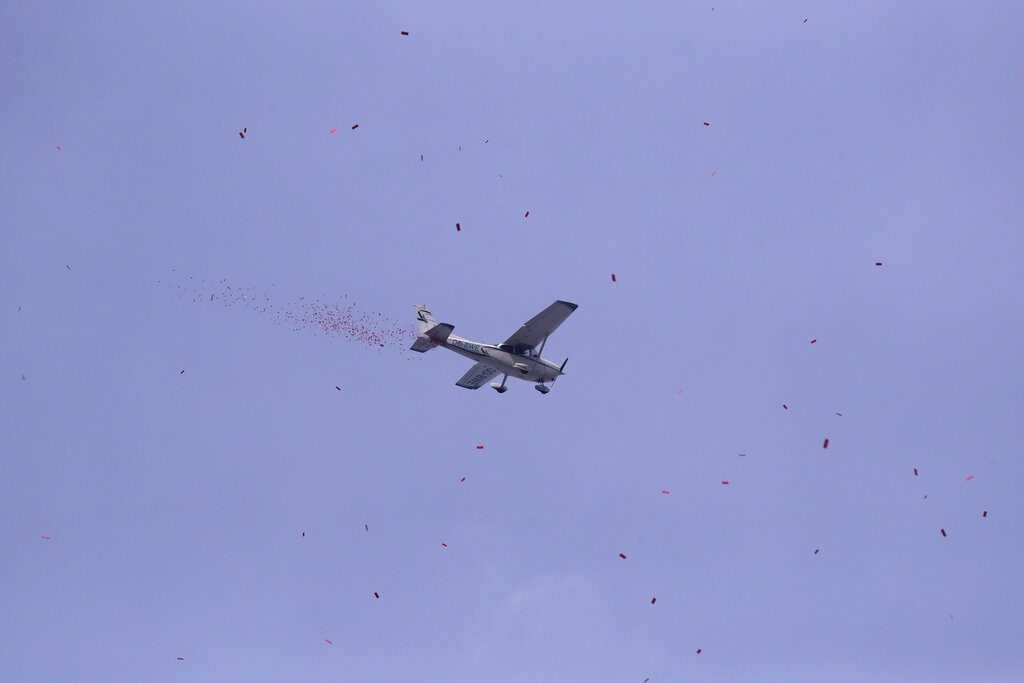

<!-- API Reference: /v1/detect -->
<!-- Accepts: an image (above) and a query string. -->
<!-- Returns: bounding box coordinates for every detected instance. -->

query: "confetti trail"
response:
[169,275,416,352]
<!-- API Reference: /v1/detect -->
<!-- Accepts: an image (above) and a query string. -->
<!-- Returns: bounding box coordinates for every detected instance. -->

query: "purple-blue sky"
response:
[3,2,1024,681]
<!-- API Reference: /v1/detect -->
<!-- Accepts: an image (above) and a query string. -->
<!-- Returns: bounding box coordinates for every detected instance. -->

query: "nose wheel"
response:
[534,383,550,394]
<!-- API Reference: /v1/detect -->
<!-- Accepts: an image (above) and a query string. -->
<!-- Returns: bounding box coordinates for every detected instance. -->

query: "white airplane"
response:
[410,300,578,393]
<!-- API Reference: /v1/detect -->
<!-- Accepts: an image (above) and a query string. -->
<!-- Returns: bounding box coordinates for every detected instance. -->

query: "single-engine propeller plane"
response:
[410,300,577,394]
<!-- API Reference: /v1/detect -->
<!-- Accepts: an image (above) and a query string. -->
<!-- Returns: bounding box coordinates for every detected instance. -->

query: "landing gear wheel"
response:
[535,384,550,394]
[491,383,508,393]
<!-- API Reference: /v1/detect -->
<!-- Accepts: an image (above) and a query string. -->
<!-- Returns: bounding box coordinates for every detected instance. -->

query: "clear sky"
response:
[3,2,1024,681]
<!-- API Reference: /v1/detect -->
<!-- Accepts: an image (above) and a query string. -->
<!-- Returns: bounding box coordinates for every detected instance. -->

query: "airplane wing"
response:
[502,300,578,350]
[455,362,501,390]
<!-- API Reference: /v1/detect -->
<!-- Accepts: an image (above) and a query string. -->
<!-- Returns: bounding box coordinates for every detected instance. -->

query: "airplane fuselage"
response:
[440,334,562,383]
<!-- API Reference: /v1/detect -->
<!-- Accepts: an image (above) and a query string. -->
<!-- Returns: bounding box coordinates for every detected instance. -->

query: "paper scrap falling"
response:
[966,475,974,481]
[475,445,484,450]
[524,211,529,218]
[400,31,409,36]
[456,223,461,232]
[56,145,63,152]
[364,524,369,532]
[783,404,788,410]
[803,18,808,23]
[420,154,424,161]
[239,127,247,139]
[822,438,830,449]
[301,532,305,537]
[814,548,820,554]
[835,412,843,416]
[170,275,416,352]
[711,169,717,176]
[459,476,466,482]
[329,128,338,134]
[983,511,988,517]
[441,542,448,548]
[180,369,185,375]
[618,553,627,559]
[677,388,684,395]
[324,639,333,645]
[176,657,184,661]
[703,121,710,126]
[650,597,656,604]
[335,386,341,391]
[351,124,359,130]
[373,592,380,599]
[40,535,51,540]
[696,648,702,655]
[875,262,883,266]
[940,528,947,537]
[661,490,670,495]
[721,480,730,485]
[611,273,617,282]
[66,264,70,270]
[810,339,817,344]
[914,468,918,476]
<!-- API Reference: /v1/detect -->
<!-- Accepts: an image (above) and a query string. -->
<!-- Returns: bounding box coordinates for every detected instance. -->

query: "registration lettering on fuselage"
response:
[450,338,484,355]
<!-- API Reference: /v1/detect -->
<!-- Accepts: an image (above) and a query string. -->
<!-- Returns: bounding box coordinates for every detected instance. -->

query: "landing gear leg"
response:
[491,374,509,393]
[534,383,550,395]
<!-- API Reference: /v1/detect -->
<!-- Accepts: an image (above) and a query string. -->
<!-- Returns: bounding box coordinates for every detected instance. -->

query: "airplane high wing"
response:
[502,300,579,352]
[455,362,501,389]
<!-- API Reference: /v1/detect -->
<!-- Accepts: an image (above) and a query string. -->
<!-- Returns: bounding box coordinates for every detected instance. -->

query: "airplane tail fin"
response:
[410,305,454,352]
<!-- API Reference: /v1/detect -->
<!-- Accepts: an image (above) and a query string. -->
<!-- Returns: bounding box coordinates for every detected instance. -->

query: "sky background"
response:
[3,1,1024,681]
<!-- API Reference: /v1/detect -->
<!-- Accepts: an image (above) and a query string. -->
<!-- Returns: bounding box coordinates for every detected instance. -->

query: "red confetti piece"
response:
[966,474,974,481]
[696,648,702,654]
[459,476,466,482]
[239,127,247,139]
[324,639,332,645]
[923,495,928,500]
[661,490,670,494]
[400,31,409,35]
[56,145,63,151]
[983,511,987,517]
[650,597,656,604]
[822,438,829,449]
[611,273,617,282]
[914,468,918,476]
[940,528,947,537]
[373,592,380,599]
[420,154,424,161]
[180,369,185,375]
[351,124,359,130]
[875,262,883,266]
[475,445,484,450]
[441,542,448,548]
[301,531,305,537]
[703,121,710,126]
[456,223,461,231]
[677,388,684,395]
[364,524,369,532]
[524,211,529,218]
[618,553,627,559]
[40,535,51,540]
[814,548,820,555]
[810,339,817,344]
[176,657,184,661]
[329,128,338,134]
[335,386,341,391]
[721,480,729,485]
[803,18,808,23]
[835,412,843,416]
[711,169,717,176]
[783,404,788,409]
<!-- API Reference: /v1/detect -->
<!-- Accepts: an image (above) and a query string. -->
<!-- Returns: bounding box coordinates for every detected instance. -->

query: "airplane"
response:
[410,300,578,394]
